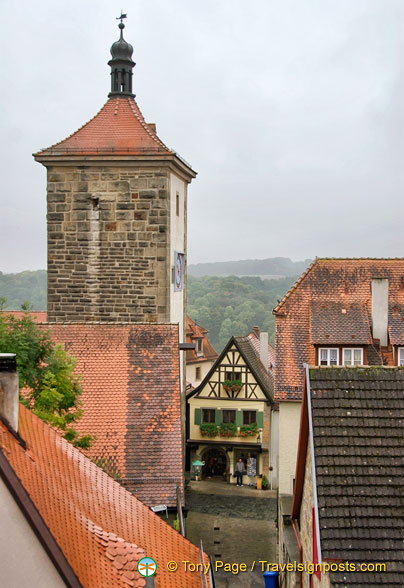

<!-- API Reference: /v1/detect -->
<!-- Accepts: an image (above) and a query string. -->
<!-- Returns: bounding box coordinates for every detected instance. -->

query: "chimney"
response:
[259,332,269,371]
[0,354,19,432]
[252,326,260,337]
[371,278,389,346]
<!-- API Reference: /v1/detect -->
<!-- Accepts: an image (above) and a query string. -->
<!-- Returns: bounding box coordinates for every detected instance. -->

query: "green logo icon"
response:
[137,557,157,577]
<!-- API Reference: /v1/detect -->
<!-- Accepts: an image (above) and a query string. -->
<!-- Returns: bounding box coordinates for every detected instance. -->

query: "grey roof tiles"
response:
[309,367,404,586]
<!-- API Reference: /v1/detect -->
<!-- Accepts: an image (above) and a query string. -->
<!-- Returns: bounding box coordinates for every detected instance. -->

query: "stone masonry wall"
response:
[47,165,171,323]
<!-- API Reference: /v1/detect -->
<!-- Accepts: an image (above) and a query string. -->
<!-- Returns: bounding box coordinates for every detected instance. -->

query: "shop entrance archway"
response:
[202,447,228,478]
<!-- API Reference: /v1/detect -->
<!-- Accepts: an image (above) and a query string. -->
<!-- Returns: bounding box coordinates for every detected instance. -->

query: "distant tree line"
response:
[188,257,311,278]
[187,275,296,352]
[0,270,47,310]
[0,269,297,354]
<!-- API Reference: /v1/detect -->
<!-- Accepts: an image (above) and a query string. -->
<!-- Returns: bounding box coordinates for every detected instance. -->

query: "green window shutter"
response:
[215,409,222,425]
[236,410,242,427]
[256,412,263,428]
[194,408,201,425]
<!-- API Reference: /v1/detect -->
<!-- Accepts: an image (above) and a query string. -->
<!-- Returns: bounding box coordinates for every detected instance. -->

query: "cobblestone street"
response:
[185,480,278,588]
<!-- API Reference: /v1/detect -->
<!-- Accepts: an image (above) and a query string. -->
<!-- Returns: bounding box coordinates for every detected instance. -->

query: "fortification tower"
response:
[34,18,196,339]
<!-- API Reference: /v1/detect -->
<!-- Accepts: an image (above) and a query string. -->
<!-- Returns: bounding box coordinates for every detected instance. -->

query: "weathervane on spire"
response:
[116,11,128,24]
[109,10,135,98]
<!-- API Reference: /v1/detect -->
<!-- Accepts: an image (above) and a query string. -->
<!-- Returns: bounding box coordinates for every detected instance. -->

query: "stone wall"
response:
[47,165,172,323]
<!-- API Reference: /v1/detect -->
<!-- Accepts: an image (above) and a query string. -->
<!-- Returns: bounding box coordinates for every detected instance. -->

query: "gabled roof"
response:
[185,315,218,364]
[310,301,372,344]
[273,258,404,315]
[293,366,404,587]
[245,328,275,369]
[189,333,273,401]
[233,335,273,398]
[45,323,183,508]
[273,258,404,401]
[0,404,210,588]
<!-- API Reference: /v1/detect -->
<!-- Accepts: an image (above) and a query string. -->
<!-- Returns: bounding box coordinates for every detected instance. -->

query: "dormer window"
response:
[399,348,404,366]
[195,338,203,356]
[343,348,363,366]
[319,348,338,366]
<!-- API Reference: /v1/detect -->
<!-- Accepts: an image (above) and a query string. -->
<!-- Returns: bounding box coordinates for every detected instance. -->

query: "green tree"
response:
[188,274,297,352]
[0,309,91,449]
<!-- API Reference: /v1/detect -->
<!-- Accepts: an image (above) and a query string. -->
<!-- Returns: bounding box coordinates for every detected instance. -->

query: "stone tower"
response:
[34,19,196,339]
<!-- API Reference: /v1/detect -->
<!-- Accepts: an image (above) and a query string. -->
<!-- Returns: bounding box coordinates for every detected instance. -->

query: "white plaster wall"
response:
[270,409,279,489]
[169,173,186,342]
[279,401,302,495]
[0,478,66,588]
[186,359,215,388]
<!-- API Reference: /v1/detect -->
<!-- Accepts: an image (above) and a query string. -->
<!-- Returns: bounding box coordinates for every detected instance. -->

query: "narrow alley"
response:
[186,480,278,588]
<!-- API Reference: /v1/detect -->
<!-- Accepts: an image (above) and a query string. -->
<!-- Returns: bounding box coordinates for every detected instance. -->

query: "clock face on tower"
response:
[174,251,185,292]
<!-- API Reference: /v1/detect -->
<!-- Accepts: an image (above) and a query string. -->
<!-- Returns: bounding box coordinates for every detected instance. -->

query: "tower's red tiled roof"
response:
[273,258,404,401]
[35,97,172,157]
[45,323,183,508]
[0,404,210,588]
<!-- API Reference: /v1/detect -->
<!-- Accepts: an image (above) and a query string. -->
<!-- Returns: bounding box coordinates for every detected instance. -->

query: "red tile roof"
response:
[245,329,275,369]
[35,97,171,157]
[273,259,404,401]
[45,323,183,508]
[310,301,372,344]
[3,310,48,322]
[186,315,218,364]
[389,304,404,346]
[233,334,274,400]
[0,404,210,588]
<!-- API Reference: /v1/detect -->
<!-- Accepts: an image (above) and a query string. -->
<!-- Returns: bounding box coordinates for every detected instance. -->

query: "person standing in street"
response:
[235,458,245,486]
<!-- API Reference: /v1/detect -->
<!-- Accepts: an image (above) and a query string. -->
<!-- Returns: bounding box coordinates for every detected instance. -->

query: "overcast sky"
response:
[0,0,403,273]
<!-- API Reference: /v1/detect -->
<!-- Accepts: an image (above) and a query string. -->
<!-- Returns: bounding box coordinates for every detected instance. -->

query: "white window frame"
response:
[342,348,364,366]
[398,347,404,366]
[318,348,339,366]
[195,338,203,356]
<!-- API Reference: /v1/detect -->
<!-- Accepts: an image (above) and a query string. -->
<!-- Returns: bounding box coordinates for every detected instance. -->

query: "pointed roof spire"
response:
[108,13,135,98]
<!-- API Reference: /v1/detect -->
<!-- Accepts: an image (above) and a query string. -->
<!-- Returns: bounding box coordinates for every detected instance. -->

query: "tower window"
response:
[176,192,180,216]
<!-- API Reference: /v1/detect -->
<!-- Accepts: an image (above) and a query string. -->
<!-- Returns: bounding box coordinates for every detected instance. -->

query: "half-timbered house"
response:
[187,329,274,485]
